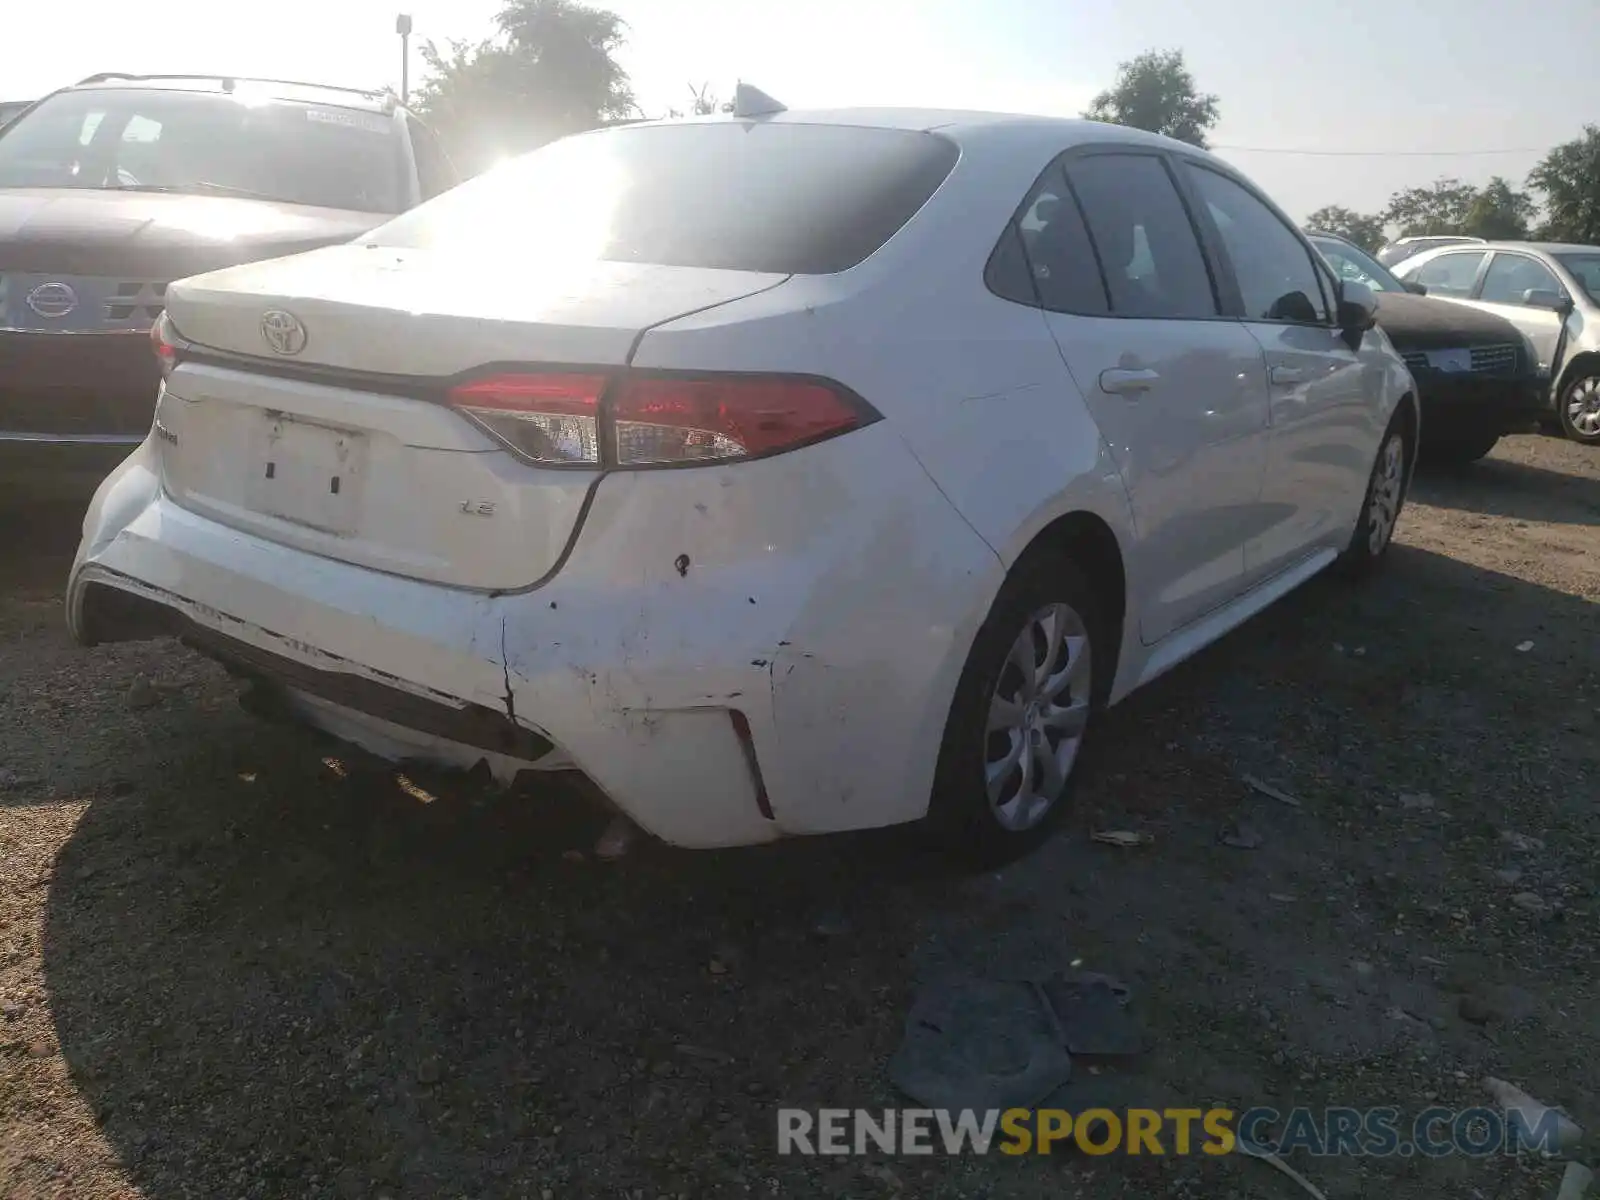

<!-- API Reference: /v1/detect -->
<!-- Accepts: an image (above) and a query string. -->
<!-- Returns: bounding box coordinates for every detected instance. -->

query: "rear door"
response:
[1019,148,1272,644]
[1179,161,1374,581]
[1473,250,1569,376]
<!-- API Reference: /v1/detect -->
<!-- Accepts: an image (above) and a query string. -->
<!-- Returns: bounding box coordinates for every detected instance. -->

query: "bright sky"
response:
[5,0,1596,223]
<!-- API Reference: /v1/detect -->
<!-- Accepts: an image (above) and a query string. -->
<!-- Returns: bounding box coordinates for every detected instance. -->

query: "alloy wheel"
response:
[1367,433,1405,555]
[1565,377,1600,439]
[984,602,1092,832]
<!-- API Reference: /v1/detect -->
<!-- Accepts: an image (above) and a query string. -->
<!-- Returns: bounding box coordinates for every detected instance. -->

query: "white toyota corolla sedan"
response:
[67,101,1417,859]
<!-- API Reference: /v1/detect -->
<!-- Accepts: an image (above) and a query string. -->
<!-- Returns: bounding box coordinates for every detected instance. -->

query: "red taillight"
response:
[611,376,867,465]
[151,311,182,379]
[446,371,875,469]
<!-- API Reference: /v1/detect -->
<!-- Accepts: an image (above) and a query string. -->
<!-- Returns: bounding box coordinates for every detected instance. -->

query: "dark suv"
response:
[0,73,457,492]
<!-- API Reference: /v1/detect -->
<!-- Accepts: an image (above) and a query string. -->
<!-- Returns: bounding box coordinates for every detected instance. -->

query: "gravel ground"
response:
[1,433,1596,1199]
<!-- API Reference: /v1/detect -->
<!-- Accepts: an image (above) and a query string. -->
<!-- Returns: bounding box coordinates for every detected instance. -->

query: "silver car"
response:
[1394,241,1600,445]
[1376,234,1485,269]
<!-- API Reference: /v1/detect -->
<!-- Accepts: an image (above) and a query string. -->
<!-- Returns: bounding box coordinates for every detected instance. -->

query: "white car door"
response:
[1014,149,1271,645]
[1179,162,1376,581]
[1473,251,1569,376]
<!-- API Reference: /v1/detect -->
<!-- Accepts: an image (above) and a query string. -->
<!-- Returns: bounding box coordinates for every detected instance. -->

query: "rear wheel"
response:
[927,551,1102,865]
[1338,416,1410,578]
[1420,427,1500,466]
[1558,373,1600,445]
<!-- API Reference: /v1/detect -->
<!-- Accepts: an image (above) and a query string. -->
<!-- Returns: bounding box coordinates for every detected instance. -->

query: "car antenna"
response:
[728,81,786,119]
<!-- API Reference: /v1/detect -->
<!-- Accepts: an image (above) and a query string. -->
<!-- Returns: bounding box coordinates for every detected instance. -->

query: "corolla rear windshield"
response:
[365,121,961,274]
[0,86,404,213]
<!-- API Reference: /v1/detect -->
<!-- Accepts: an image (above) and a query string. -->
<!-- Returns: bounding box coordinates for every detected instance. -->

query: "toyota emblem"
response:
[260,309,308,356]
[26,281,78,319]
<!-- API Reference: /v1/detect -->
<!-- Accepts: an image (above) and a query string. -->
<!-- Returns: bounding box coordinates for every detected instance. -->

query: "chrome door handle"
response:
[1100,367,1160,395]
[1270,366,1306,386]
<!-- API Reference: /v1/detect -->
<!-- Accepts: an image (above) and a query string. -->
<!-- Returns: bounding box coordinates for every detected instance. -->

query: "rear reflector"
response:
[446,371,876,469]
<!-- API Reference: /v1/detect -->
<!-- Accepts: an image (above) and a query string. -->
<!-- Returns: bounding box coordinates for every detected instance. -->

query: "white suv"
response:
[68,105,1417,859]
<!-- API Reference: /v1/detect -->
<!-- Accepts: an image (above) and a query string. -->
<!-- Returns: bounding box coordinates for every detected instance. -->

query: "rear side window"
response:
[988,167,1109,314]
[368,122,960,274]
[1063,154,1218,319]
[1411,251,1486,298]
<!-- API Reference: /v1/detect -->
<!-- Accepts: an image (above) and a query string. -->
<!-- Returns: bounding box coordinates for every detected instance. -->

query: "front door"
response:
[1019,149,1271,644]
[1472,251,1569,378]
[1179,162,1375,581]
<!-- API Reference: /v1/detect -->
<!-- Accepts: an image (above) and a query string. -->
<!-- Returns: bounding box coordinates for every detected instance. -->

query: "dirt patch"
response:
[1,434,1596,1199]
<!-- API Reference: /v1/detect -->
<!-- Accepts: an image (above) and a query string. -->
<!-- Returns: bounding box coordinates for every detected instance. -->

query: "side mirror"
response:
[1337,280,1379,348]
[1403,279,1428,296]
[1522,288,1574,317]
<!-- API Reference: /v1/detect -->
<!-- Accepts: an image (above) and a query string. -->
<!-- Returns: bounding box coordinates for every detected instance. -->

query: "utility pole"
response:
[396,13,413,106]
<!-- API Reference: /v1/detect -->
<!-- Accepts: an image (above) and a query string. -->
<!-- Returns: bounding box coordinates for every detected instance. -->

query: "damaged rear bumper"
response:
[67,428,1005,849]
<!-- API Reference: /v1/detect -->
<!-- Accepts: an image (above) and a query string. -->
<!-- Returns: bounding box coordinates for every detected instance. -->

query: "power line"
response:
[1212,144,1546,157]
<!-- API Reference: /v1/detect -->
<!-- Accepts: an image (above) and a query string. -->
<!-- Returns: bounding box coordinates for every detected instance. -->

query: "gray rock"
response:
[1218,821,1264,850]
[126,675,161,711]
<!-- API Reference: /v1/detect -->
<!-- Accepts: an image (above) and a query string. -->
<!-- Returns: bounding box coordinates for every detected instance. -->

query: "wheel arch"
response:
[998,507,1129,704]
[1396,389,1421,476]
[1556,350,1600,403]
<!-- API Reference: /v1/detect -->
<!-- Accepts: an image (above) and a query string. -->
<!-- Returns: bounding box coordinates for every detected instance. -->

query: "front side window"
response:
[0,86,405,213]
[1555,253,1600,304]
[369,122,960,274]
[1410,251,1486,297]
[1479,254,1563,306]
[1063,153,1217,319]
[1187,165,1329,323]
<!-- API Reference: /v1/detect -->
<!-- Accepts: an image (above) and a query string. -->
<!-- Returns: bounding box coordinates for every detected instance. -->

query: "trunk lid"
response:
[156,245,787,590]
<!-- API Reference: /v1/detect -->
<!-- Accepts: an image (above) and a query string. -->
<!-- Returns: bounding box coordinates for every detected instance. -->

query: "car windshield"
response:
[365,121,960,274]
[0,86,404,213]
[1310,236,1405,293]
[1555,252,1600,304]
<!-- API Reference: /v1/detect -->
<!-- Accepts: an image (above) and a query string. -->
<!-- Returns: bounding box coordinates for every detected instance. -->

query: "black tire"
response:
[1557,373,1600,445]
[925,549,1106,867]
[1419,428,1500,466]
[1337,412,1411,579]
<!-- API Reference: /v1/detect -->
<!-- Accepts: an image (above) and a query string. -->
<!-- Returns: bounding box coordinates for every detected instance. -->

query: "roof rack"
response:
[73,73,393,105]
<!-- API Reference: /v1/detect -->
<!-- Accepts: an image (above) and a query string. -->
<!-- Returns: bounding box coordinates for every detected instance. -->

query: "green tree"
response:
[1460,176,1536,240]
[1529,124,1600,244]
[1305,205,1387,253]
[412,0,635,176]
[1083,48,1219,148]
[1382,177,1482,238]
